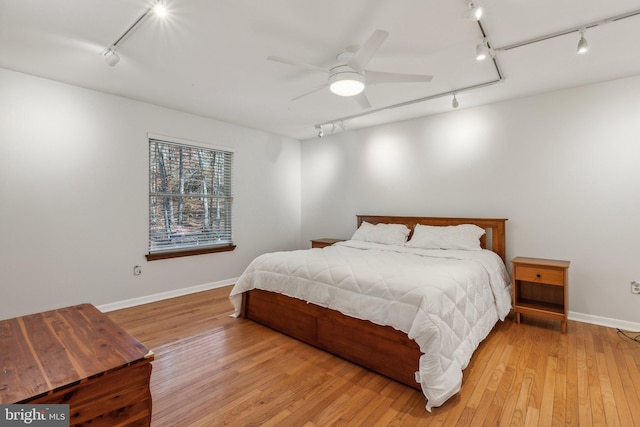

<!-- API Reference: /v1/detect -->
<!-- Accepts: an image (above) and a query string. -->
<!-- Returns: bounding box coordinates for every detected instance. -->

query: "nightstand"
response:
[511,256,570,333]
[310,238,345,248]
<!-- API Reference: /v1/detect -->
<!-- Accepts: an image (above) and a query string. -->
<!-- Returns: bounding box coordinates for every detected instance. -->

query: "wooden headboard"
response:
[357,215,508,263]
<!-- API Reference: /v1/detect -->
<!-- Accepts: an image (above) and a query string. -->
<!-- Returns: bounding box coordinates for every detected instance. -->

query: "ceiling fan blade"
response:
[291,84,328,101]
[267,56,328,74]
[366,70,433,84]
[347,30,389,72]
[353,91,371,109]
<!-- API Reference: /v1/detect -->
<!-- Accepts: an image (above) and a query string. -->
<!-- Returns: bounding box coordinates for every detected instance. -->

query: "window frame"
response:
[146,133,235,261]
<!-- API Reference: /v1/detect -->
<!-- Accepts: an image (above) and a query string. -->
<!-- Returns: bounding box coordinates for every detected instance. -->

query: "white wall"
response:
[0,68,302,319]
[3,66,639,327]
[301,75,640,327]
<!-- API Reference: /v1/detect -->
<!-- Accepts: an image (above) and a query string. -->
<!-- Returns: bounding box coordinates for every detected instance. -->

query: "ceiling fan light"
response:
[329,71,365,97]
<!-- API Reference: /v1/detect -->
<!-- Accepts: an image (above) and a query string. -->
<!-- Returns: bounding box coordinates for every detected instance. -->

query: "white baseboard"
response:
[569,311,640,332]
[97,282,640,332]
[97,278,239,313]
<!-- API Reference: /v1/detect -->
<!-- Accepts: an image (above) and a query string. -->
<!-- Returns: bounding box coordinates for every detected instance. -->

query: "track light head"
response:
[317,126,324,138]
[154,1,168,17]
[100,1,168,68]
[476,40,491,61]
[467,1,483,21]
[103,47,120,67]
[577,29,589,54]
[452,94,459,109]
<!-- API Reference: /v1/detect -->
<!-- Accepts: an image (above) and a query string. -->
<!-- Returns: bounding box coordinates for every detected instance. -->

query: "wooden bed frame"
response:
[241,215,507,390]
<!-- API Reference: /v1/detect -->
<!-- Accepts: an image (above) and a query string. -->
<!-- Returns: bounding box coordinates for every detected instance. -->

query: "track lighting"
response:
[476,39,491,61]
[315,6,640,136]
[314,78,503,136]
[154,1,168,17]
[313,121,348,137]
[467,1,483,21]
[101,0,168,67]
[103,47,120,67]
[577,28,589,54]
[495,9,640,57]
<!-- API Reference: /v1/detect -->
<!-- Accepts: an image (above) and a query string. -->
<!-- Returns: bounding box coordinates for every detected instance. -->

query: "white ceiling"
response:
[1,0,639,140]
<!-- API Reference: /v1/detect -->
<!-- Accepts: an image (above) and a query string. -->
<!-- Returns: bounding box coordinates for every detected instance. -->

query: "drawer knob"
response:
[536,273,541,278]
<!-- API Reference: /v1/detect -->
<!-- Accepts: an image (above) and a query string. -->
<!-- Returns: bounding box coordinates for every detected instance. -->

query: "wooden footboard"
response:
[242,289,422,390]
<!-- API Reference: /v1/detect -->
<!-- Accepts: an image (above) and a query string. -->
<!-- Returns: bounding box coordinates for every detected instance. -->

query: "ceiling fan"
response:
[268,29,433,109]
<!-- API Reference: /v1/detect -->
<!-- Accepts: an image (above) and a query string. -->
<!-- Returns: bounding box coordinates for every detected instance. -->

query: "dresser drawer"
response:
[515,265,565,286]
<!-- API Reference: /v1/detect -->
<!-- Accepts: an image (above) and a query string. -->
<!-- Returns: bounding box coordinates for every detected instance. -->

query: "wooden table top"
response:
[0,303,153,404]
[511,256,571,268]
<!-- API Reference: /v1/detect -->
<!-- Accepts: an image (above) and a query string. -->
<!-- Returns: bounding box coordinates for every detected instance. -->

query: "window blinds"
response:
[149,139,233,253]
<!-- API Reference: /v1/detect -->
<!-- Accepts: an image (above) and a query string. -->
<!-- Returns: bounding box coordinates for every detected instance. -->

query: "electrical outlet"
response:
[631,281,640,294]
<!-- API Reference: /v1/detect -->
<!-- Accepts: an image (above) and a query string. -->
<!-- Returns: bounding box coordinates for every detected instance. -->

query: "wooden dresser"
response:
[0,304,154,426]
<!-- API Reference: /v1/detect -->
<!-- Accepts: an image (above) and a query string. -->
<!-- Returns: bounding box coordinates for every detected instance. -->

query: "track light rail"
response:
[495,8,640,52]
[314,7,504,132]
[111,6,156,49]
[100,0,166,66]
[315,78,502,130]
[312,6,640,136]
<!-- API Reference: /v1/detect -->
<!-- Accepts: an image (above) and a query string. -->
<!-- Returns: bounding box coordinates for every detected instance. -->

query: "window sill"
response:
[146,244,236,261]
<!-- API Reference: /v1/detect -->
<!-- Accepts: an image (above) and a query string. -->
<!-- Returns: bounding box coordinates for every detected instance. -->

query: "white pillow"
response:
[406,224,485,250]
[351,221,411,246]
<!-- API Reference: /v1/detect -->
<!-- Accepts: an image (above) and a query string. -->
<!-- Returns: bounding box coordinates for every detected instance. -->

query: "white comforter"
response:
[229,240,512,411]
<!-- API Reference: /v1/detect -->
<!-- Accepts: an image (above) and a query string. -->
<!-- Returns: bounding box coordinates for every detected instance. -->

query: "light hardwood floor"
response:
[107,286,640,426]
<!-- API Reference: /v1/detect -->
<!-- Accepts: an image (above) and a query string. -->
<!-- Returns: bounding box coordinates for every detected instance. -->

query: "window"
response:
[147,137,234,260]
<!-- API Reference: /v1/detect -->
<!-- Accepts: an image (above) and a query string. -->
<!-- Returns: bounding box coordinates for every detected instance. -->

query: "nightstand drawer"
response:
[515,266,565,286]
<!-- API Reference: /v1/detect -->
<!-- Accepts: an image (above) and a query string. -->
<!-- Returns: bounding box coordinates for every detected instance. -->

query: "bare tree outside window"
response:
[149,139,233,255]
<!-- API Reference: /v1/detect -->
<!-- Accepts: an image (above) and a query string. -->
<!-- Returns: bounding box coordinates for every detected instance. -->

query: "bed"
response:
[230,215,511,411]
